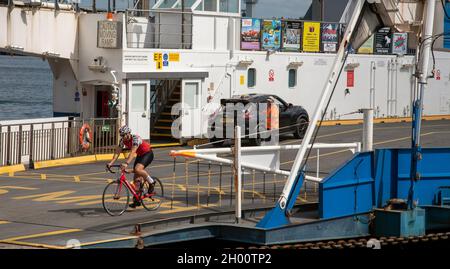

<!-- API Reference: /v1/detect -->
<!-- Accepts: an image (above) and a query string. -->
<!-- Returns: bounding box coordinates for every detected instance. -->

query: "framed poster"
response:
[282,20,302,52]
[358,35,374,54]
[241,18,261,50]
[303,22,321,52]
[321,23,339,53]
[261,19,282,51]
[375,27,392,54]
[392,32,408,55]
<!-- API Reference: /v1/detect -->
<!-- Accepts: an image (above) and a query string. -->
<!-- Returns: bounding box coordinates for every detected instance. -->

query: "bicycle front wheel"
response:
[142,177,164,211]
[102,181,130,216]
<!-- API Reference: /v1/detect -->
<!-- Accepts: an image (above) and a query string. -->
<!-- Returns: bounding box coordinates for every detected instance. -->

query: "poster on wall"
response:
[282,20,302,52]
[241,18,261,50]
[261,19,282,51]
[302,22,321,52]
[374,27,392,54]
[444,2,450,49]
[358,35,374,54]
[392,32,408,55]
[321,23,339,53]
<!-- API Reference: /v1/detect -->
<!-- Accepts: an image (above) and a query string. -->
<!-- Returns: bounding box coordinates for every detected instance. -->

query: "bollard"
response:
[361,108,374,152]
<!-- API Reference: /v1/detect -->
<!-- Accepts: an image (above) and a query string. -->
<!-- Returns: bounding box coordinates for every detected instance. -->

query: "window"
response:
[288,69,297,88]
[204,0,218,11]
[158,0,178,8]
[219,0,239,13]
[248,68,256,88]
[174,0,198,9]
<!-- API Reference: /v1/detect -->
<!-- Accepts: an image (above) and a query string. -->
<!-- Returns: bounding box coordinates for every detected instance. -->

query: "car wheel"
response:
[294,116,308,139]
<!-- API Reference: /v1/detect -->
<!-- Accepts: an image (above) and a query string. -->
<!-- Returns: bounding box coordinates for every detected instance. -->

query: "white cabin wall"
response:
[192,16,215,50]
[424,51,450,115]
[48,58,80,117]
[78,13,124,84]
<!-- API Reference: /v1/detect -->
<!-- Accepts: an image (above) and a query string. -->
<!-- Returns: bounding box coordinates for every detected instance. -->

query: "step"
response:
[154,126,172,130]
[157,119,173,123]
[151,133,173,138]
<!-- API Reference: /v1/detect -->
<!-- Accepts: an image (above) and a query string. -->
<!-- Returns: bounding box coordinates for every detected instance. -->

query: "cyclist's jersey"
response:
[119,134,152,157]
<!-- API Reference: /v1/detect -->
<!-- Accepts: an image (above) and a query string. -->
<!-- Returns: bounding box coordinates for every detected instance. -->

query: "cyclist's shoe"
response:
[129,200,142,208]
[147,182,155,195]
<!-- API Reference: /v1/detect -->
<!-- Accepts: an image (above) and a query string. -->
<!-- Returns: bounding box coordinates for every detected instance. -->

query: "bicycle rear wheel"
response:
[141,177,164,211]
[102,180,130,216]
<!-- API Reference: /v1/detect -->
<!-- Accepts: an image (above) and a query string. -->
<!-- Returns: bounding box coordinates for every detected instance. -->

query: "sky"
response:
[72,0,312,18]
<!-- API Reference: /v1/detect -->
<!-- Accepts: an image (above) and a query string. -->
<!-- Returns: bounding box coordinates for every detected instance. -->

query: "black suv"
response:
[208,94,309,146]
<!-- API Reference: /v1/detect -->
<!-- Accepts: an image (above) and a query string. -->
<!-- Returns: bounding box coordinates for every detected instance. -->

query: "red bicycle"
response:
[102,165,164,216]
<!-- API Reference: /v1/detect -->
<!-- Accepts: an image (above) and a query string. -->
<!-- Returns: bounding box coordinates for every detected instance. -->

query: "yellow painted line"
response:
[40,174,46,180]
[152,143,182,148]
[373,132,435,146]
[281,132,438,165]
[320,115,450,126]
[33,155,97,169]
[0,164,25,175]
[77,236,138,248]
[0,240,66,249]
[95,153,127,162]
[0,221,10,225]
[2,228,82,242]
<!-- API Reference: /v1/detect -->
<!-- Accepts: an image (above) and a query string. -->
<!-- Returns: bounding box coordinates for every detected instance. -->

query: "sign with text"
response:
[241,18,261,50]
[392,32,408,55]
[375,27,392,54]
[261,19,282,51]
[358,35,374,54]
[302,22,320,52]
[321,23,339,53]
[97,21,122,49]
[282,20,302,52]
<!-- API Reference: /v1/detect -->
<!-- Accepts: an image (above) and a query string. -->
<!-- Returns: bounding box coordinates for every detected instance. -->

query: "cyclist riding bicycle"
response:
[107,125,155,208]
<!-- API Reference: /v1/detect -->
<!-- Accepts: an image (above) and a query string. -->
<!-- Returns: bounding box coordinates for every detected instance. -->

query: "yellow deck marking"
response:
[74,176,80,182]
[78,236,138,248]
[0,240,66,249]
[0,221,10,225]
[0,186,38,195]
[2,228,82,242]
[281,132,437,165]
[13,191,103,204]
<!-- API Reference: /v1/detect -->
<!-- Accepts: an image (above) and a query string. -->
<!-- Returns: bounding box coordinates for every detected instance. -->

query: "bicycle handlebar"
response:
[106,164,132,174]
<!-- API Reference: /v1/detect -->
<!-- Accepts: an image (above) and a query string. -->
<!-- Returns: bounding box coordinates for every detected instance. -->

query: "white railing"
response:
[171,142,362,183]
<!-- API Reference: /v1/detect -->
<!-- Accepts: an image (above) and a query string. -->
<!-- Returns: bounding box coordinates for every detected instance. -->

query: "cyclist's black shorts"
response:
[134,150,154,169]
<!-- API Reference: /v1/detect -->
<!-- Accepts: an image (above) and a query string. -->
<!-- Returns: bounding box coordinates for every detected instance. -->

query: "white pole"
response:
[234,126,242,223]
[277,0,365,210]
[362,108,374,152]
[415,0,436,147]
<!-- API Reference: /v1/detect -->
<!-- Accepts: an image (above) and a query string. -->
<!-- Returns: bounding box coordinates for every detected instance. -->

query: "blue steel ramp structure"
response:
[134,148,450,247]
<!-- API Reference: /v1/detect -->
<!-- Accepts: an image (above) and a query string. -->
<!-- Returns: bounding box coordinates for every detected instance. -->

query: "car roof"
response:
[230,93,274,102]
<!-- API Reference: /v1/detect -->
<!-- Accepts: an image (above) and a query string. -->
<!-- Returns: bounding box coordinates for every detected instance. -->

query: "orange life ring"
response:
[79,123,93,151]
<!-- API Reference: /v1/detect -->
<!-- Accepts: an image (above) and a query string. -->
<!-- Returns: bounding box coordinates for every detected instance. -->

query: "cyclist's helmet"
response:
[119,125,131,136]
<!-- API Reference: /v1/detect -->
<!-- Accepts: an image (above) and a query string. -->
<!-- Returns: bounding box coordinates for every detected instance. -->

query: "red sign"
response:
[347,70,354,87]
[269,69,275,82]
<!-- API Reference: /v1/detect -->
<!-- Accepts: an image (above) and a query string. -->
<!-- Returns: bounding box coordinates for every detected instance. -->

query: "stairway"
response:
[150,80,181,141]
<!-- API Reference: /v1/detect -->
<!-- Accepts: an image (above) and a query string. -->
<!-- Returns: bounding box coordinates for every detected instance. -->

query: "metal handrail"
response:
[0,118,118,167]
